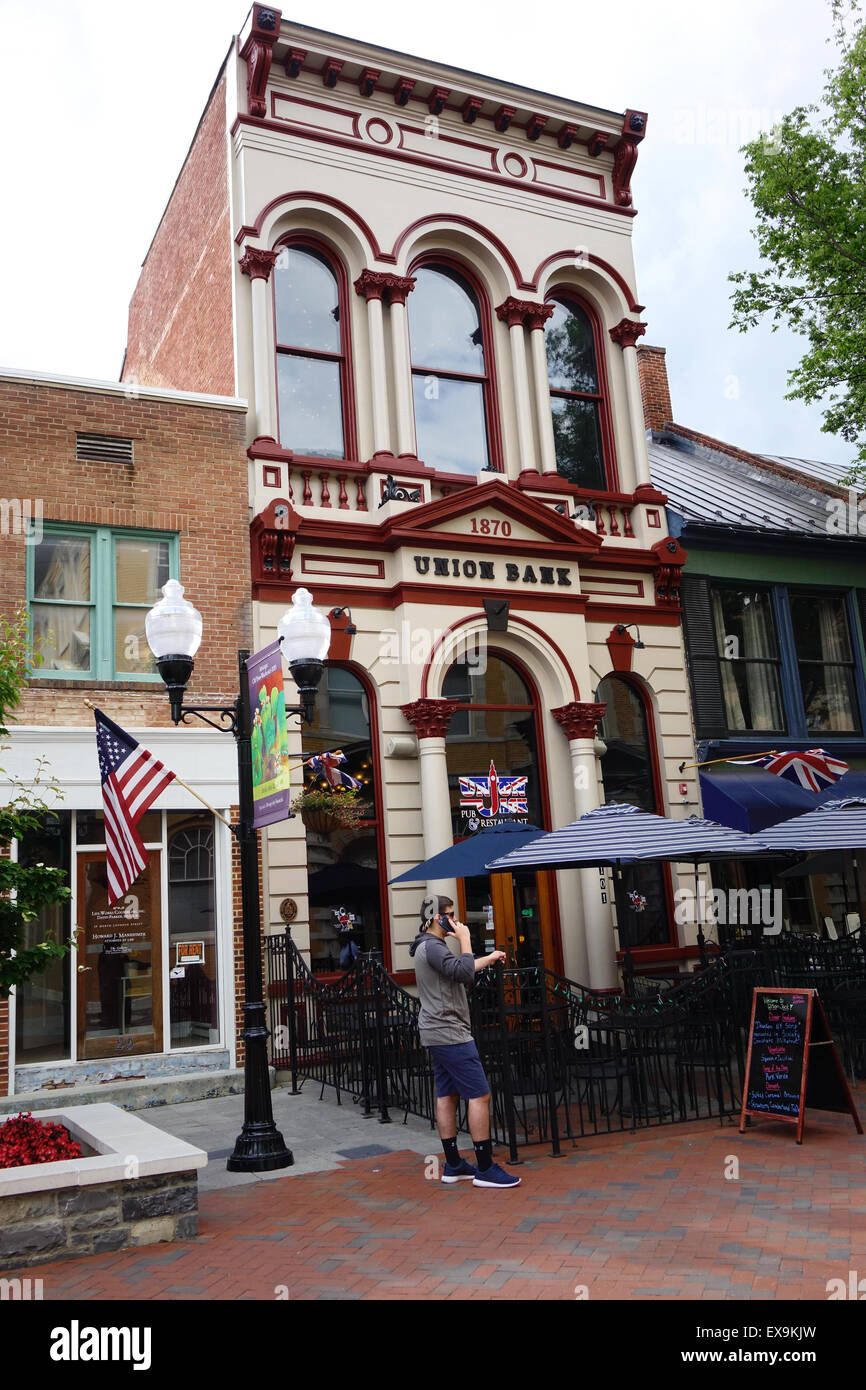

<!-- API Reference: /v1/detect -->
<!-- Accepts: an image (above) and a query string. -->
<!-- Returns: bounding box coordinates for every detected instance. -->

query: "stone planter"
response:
[0,1103,206,1270]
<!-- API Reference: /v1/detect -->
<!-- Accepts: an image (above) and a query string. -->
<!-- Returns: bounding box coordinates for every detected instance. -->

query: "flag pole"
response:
[83,699,236,834]
[286,747,345,774]
[678,749,781,774]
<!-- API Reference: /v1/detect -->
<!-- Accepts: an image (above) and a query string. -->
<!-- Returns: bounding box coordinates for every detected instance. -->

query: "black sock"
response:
[473,1139,493,1172]
[442,1136,460,1167]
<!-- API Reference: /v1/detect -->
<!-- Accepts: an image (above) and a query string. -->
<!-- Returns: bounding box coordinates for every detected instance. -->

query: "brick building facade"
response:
[0,370,250,1097]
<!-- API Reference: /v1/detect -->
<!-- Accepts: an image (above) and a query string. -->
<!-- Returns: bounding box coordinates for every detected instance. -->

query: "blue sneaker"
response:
[441,1159,477,1183]
[473,1162,521,1188]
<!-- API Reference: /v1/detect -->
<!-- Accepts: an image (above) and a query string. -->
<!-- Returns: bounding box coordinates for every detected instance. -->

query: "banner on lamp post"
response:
[247,640,291,829]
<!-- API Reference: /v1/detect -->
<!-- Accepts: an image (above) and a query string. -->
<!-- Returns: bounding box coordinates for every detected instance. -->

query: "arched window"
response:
[596,675,670,949]
[545,295,611,490]
[301,666,384,973]
[273,242,351,459]
[408,264,496,474]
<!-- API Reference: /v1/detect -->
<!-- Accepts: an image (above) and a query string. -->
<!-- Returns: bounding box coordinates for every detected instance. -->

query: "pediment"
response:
[383,477,603,552]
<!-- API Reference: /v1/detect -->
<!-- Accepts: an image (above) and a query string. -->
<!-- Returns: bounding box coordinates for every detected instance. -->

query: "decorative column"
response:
[527,303,557,474]
[240,246,279,443]
[495,299,538,474]
[355,270,395,458]
[385,275,418,457]
[401,698,461,900]
[552,700,618,991]
[609,317,651,488]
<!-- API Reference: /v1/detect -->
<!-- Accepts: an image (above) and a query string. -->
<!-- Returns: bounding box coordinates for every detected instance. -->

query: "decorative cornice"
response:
[284,47,306,78]
[495,297,553,331]
[394,77,415,106]
[400,697,462,740]
[462,96,483,124]
[359,67,380,98]
[609,317,647,350]
[612,110,647,207]
[526,114,547,141]
[239,7,281,119]
[587,131,609,158]
[552,701,607,741]
[428,87,450,115]
[354,269,417,305]
[322,58,343,88]
[494,105,515,133]
[557,124,578,150]
[239,246,279,282]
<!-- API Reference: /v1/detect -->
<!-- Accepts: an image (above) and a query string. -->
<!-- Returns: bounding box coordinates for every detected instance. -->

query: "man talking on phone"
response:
[409,894,520,1188]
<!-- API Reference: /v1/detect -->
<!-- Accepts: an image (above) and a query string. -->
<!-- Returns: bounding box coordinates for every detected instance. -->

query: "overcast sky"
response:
[0,0,850,465]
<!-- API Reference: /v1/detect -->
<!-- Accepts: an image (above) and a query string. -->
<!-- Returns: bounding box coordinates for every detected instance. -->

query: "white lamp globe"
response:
[276,588,331,664]
[145,580,203,660]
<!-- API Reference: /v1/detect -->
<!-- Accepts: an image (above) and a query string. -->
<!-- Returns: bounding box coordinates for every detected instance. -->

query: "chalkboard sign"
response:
[739,988,862,1143]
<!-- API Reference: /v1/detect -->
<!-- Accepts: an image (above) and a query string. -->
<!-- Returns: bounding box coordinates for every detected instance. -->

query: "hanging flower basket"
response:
[292,788,370,834]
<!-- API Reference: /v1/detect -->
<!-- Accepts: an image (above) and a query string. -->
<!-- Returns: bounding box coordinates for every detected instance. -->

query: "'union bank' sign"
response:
[413,555,572,586]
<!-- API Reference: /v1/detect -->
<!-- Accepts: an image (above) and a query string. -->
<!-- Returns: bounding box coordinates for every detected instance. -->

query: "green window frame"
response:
[27,525,179,682]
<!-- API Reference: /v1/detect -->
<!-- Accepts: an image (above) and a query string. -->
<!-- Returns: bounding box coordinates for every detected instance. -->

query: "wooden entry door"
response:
[458,870,560,970]
[77,851,163,1060]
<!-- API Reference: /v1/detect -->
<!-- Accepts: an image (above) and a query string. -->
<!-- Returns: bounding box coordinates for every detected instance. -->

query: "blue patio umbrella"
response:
[387,821,547,885]
[486,802,771,967]
[755,797,866,852]
[485,802,767,872]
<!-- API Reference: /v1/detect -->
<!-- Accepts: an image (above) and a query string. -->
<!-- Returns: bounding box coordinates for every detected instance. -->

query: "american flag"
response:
[735,748,850,793]
[94,709,176,906]
[459,761,528,817]
[306,749,361,790]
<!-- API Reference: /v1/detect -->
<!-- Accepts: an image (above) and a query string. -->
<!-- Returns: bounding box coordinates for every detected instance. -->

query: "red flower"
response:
[0,1112,82,1168]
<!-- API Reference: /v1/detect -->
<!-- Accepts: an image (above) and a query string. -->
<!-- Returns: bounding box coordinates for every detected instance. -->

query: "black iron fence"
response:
[264,929,865,1158]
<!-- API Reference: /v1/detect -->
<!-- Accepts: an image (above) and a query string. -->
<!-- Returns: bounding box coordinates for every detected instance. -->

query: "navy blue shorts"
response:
[429,1041,490,1100]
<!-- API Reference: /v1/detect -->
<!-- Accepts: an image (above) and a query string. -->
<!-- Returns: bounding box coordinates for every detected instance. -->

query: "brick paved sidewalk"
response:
[12,1106,865,1301]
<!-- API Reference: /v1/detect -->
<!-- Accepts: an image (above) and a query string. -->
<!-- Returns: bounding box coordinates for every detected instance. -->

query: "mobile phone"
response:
[439,914,455,933]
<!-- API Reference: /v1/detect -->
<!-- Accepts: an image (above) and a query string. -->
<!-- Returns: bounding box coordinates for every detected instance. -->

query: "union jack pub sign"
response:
[459,761,528,822]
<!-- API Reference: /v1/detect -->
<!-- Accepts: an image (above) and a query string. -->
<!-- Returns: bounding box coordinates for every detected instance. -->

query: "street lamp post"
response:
[145,582,331,1172]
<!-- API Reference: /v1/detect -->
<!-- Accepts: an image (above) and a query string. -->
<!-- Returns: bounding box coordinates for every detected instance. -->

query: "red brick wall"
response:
[123,70,234,397]
[0,376,250,1082]
[636,344,673,432]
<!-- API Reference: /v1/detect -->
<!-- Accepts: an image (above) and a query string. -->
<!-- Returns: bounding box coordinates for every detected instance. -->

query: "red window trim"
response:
[407,252,504,474]
[271,232,359,462]
[303,659,392,971]
[545,285,620,491]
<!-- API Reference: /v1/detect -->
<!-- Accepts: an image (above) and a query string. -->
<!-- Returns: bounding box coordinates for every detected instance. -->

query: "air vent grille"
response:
[76,432,134,463]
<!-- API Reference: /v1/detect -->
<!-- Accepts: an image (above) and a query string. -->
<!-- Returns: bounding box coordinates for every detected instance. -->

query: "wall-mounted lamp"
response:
[330,606,357,636]
[615,623,645,649]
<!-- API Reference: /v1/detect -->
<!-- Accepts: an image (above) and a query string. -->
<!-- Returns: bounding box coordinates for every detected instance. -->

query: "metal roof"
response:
[760,454,856,487]
[648,437,834,535]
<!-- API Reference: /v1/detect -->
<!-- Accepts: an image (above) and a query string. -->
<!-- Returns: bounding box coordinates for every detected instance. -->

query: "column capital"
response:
[401,697,461,739]
[240,246,279,282]
[609,317,647,350]
[552,701,607,741]
[495,297,551,330]
[354,269,417,305]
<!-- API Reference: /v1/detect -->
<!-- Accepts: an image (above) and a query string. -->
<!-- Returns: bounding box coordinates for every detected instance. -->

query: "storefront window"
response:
[443,655,541,834]
[302,667,382,971]
[14,811,72,1063]
[596,675,669,949]
[168,813,219,1047]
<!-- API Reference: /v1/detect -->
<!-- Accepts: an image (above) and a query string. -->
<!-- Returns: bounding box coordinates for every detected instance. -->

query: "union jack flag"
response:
[459,761,528,818]
[735,747,850,793]
[306,749,361,790]
[94,709,176,907]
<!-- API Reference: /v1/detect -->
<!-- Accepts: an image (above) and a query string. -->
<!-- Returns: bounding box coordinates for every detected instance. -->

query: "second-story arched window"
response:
[273,243,351,459]
[545,295,611,490]
[409,264,496,474]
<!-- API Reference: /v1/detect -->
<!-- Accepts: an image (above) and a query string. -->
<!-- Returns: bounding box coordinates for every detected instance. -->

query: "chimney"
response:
[636,344,673,432]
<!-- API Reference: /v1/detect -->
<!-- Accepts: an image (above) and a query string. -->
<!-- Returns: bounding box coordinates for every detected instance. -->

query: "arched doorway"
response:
[596,674,673,951]
[442,652,561,969]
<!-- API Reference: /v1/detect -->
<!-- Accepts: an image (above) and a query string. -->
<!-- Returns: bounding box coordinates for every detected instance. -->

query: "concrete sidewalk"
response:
[143,1081,441,1192]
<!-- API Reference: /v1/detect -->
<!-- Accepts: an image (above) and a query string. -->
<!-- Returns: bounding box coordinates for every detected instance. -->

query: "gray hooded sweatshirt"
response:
[408,930,475,1046]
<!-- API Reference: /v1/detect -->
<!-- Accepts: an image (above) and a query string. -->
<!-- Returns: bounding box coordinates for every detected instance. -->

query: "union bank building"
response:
[122,9,699,992]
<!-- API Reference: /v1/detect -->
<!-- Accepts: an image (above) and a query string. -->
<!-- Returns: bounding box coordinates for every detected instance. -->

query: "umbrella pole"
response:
[694,863,707,967]
[852,851,864,934]
[617,865,635,996]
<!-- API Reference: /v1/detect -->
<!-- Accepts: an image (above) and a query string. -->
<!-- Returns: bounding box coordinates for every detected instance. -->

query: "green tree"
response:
[0,610,74,997]
[729,2,866,475]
